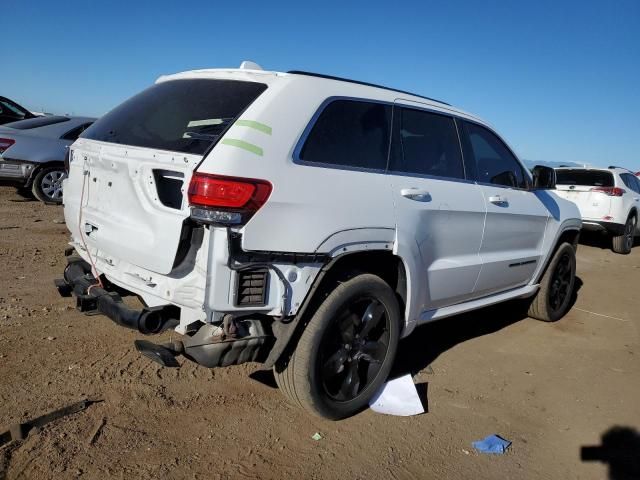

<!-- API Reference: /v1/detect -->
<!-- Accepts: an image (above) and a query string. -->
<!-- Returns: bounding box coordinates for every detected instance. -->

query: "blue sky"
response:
[3,0,639,170]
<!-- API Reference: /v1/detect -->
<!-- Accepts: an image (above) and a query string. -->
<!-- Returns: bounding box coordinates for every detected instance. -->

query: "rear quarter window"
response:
[556,170,614,187]
[620,173,640,193]
[298,99,392,170]
[81,79,267,155]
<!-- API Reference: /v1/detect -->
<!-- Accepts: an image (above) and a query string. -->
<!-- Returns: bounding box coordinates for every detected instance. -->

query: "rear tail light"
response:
[0,138,15,154]
[188,173,272,226]
[590,186,625,197]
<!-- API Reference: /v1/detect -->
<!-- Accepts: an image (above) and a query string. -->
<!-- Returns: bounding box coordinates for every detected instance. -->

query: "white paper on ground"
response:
[368,374,425,416]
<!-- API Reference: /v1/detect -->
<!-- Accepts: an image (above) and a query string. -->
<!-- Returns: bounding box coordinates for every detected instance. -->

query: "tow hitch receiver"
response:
[55,254,178,334]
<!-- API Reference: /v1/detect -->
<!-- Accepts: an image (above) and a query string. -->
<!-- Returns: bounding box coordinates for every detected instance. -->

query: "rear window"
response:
[5,116,70,130]
[556,169,614,187]
[82,79,267,155]
[298,99,392,170]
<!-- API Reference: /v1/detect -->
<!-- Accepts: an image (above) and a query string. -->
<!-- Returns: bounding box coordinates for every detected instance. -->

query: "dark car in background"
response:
[0,96,37,125]
[0,116,95,203]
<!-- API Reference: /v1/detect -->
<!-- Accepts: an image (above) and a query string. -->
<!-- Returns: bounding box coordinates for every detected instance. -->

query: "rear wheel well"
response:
[557,229,580,249]
[321,251,407,315]
[267,250,407,369]
[535,228,580,283]
[27,161,64,186]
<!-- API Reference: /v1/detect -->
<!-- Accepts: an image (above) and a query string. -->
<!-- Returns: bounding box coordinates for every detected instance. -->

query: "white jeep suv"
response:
[56,63,581,419]
[554,166,640,254]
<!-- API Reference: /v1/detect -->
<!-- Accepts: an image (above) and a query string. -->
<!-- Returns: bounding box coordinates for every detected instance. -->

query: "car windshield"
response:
[556,169,614,187]
[4,116,71,130]
[81,79,267,155]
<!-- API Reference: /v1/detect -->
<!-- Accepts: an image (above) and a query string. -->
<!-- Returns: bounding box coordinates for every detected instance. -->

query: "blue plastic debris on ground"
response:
[472,434,512,454]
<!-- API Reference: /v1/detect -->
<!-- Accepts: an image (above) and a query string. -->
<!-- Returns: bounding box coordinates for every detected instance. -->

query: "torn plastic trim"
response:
[228,231,331,265]
[227,231,331,320]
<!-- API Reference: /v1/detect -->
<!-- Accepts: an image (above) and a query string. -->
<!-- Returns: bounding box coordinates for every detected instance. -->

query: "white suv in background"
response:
[56,63,581,419]
[554,166,640,254]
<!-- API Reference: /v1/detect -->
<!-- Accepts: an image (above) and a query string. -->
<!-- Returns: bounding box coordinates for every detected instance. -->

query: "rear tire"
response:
[32,165,65,204]
[528,242,576,322]
[612,216,636,254]
[274,273,400,420]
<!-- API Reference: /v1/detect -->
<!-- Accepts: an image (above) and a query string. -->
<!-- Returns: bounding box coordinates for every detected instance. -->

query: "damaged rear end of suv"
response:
[58,68,304,363]
[57,65,364,418]
[57,62,581,419]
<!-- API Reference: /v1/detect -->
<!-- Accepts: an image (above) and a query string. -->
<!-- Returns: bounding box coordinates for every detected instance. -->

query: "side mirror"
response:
[532,165,556,190]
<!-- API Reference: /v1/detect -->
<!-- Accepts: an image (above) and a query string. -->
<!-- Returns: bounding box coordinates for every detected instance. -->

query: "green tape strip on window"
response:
[220,138,263,156]
[234,120,272,135]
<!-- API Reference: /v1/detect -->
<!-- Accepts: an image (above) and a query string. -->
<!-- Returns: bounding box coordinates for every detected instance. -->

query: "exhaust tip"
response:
[138,309,166,335]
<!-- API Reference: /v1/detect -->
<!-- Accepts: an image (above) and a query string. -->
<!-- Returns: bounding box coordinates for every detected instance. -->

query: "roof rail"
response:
[608,165,633,172]
[287,71,450,106]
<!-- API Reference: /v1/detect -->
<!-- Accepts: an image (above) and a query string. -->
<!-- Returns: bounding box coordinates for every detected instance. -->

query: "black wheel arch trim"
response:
[262,248,403,370]
[26,160,65,187]
[533,227,580,285]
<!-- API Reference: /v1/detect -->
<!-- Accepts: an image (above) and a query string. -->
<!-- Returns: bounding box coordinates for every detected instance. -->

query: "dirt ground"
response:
[0,187,638,480]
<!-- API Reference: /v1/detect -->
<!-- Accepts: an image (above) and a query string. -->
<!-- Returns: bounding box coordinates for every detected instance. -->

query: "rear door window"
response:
[389,107,464,179]
[82,79,267,155]
[298,99,392,170]
[555,169,614,187]
[461,121,527,188]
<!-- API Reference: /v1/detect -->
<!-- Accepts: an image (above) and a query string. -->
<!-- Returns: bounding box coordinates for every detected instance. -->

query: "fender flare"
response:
[314,227,396,255]
[264,229,400,370]
[26,160,65,187]
[532,219,582,284]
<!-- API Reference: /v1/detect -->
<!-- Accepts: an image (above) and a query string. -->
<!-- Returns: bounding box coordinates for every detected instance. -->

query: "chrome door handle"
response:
[489,195,508,205]
[401,188,431,202]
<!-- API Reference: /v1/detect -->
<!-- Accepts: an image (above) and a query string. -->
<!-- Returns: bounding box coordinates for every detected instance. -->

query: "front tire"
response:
[32,165,65,204]
[528,242,576,322]
[274,273,400,420]
[612,215,636,254]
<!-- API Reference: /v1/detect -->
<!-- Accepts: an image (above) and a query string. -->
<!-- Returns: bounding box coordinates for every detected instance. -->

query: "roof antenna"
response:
[239,60,263,70]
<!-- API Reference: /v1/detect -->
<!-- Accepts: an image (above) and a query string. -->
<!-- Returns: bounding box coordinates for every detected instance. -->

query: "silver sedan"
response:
[0,115,95,203]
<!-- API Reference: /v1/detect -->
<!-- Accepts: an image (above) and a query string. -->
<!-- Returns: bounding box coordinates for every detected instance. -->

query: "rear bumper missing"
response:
[55,254,178,334]
[55,251,274,368]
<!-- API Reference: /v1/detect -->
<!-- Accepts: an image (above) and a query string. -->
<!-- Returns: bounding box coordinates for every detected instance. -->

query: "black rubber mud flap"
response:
[134,340,180,368]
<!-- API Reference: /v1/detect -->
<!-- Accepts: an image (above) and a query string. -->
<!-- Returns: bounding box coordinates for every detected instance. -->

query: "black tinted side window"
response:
[299,100,392,170]
[62,123,93,141]
[620,173,640,193]
[389,107,464,179]
[462,122,527,188]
